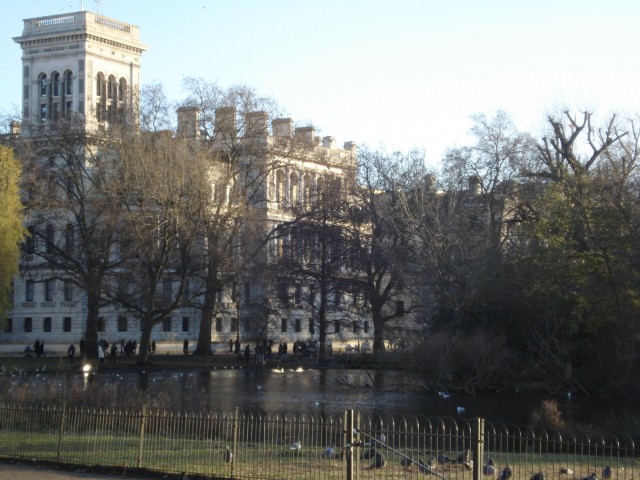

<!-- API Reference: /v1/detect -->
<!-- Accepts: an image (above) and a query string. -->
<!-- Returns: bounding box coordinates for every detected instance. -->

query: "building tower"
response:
[13,10,146,134]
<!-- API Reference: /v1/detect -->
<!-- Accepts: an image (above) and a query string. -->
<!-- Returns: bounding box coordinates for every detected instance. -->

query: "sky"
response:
[1,0,640,167]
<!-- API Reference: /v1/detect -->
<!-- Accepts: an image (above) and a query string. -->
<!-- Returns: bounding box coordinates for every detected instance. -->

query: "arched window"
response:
[289,172,299,207]
[303,174,312,209]
[64,70,73,95]
[118,78,127,101]
[108,75,117,99]
[52,72,60,96]
[316,176,325,205]
[96,72,105,97]
[39,74,48,97]
[275,170,285,208]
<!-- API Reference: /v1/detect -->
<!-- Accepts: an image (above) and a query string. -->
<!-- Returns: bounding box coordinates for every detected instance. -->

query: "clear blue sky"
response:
[2,0,639,167]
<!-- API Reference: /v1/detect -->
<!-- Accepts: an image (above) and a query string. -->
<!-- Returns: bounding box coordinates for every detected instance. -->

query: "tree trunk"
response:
[84,289,101,359]
[136,317,153,365]
[194,264,217,355]
[371,302,386,356]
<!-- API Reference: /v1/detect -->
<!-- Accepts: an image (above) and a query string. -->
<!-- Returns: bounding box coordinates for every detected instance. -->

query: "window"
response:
[40,74,47,97]
[5,318,12,333]
[43,317,52,332]
[63,317,72,332]
[25,280,34,302]
[352,321,358,334]
[161,278,172,305]
[309,319,315,335]
[182,317,189,332]
[98,317,105,332]
[281,318,287,333]
[230,318,238,333]
[65,70,73,95]
[45,279,54,302]
[396,300,405,316]
[117,316,128,332]
[64,279,73,301]
[364,321,369,334]
[334,321,341,334]
[65,223,74,254]
[52,72,60,96]
[244,281,251,302]
[45,224,54,253]
[295,318,302,333]
[162,318,171,332]
[24,226,35,254]
[40,104,48,123]
[215,317,222,332]
[294,284,302,305]
[24,318,32,332]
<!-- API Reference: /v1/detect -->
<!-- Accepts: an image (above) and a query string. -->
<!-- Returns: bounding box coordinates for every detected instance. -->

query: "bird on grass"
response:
[418,458,436,474]
[290,440,302,451]
[560,467,574,475]
[362,448,376,460]
[367,451,386,470]
[484,458,496,476]
[457,449,471,464]
[531,472,545,480]
[437,452,451,464]
[499,466,513,480]
[602,466,612,480]
[582,473,598,480]
[179,472,189,480]
[400,457,414,470]
[224,446,233,464]
[322,446,336,458]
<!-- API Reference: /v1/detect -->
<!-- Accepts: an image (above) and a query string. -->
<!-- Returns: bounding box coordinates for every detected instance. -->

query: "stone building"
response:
[2,9,377,352]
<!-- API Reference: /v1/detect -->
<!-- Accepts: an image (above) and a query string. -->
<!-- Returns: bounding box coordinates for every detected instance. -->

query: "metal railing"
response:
[0,402,636,480]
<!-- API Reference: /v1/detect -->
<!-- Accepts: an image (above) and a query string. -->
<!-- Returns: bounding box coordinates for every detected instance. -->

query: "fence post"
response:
[232,406,239,479]
[472,417,485,480]
[137,404,148,468]
[56,400,66,461]
[345,410,354,480]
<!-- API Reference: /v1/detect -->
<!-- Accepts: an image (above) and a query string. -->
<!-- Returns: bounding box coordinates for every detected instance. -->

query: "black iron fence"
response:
[0,402,636,479]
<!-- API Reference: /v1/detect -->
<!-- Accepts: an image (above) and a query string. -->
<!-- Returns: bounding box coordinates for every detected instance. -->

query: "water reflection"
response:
[9,367,640,440]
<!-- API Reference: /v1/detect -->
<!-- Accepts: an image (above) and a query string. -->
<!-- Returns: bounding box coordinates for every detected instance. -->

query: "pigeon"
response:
[499,466,513,480]
[531,472,545,480]
[457,406,466,414]
[582,473,598,480]
[438,452,451,464]
[484,458,496,476]
[362,448,376,460]
[367,451,386,470]
[290,440,302,452]
[418,458,435,474]
[602,466,612,480]
[560,467,574,475]
[322,446,336,458]
[457,449,471,464]
[224,446,233,464]
[400,457,414,469]
[375,433,387,445]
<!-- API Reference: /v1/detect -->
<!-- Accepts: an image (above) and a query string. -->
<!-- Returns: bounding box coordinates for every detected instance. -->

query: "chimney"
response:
[9,120,21,136]
[272,118,293,138]
[214,107,237,134]
[245,111,268,136]
[176,106,199,138]
[343,141,357,154]
[424,174,436,191]
[295,126,316,144]
[468,175,482,195]
[322,136,336,148]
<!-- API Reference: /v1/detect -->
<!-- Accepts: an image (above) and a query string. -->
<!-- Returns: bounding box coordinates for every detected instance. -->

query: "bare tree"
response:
[18,119,125,358]
[109,130,208,365]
